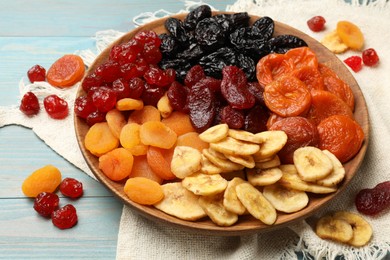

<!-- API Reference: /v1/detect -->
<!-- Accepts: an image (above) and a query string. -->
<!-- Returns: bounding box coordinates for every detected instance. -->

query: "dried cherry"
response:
[355,184,390,216]
[307,16,326,32]
[51,204,78,229]
[43,94,69,119]
[91,87,117,112]
[362,48,379,67]
[244,104,269,133]
[27,64,46,83]
[33,192,59,217]
[344,56,363,73]
[60,177,83,199]
[220,105,244,129]
[74,95,96,119]
[20,92,40,116]
[167,81,188,112]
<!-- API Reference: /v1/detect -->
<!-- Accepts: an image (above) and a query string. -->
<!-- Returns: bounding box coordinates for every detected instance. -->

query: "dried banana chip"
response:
[321,30,349,54]
[223,177,247,215]
[198,193,238,226]
[171,146,202,179]
[210,137,260,156]
[247,167,283,186]
[182,172,228,196]
[263,184,309,213]
[199,123,229,143]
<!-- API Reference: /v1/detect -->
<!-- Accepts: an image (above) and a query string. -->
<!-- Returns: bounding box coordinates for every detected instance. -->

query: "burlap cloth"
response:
[1,0,389,259]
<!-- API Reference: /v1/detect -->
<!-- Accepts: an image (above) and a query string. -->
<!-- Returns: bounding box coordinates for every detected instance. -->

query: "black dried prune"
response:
[199,47,237,79]
[252,16,274,40]
[236,54,255,81]
[213,13,250,33]
[229,27,271,60]
[177,43,205,61]
[268,35,307,54]
[159,33,178,58]
[183,5,212,31]
[195,18,225,51]
[165,17,189,45]
[220,66,255,110]
[188,83,216,132]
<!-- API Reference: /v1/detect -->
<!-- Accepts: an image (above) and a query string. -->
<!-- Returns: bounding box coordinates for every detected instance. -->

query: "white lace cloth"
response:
[1,0,389,259]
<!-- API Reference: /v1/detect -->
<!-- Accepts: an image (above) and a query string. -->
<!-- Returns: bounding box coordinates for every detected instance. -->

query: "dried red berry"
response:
[20,92,40,116]
[27,64,46,83]
[86,111,106,126]
[74,95,96,119]
[362,48,379,67]
[33,192,59,217]
[43,94,69,119]
[91,87,117,112]
[307,16,326,32]
[82,73,102,92]
[344,56,362,72]
[51,204,78,229]
[220,105,244,129]
[60,177,83,198]
[355,187,390,215]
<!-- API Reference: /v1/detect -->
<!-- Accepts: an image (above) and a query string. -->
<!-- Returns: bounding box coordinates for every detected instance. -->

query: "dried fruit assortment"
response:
[74,7,368,230]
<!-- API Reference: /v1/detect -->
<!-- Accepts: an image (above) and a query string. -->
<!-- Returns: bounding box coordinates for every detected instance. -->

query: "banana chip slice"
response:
[210,137,260,156]
[154,182,207,221]
[236,183,277,225]
[253,131,287,161]
[293,146,333,182]
[225,154,255,169]
[182,172,228,196]
[203,148,244,172]
[279,164,337,194]
[223,177,247,215]
[200,154,222,175]
[316,150,346,187]
[171,146,202,179]
[321,30,349,54]
[228,129,262,143]
[263,184,309,213]
[247,167,283,186]
[199,123,229,143]
[316,215,354,243]
[198,193,238,226]
[255,155,281,169]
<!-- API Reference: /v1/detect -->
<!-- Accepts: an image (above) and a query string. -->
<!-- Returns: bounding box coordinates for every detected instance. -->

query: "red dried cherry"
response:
[27,64,46,83]
[307,16,326,32]
[51,204,78,229]
[43,94,69,119]
[344,56,362,72]
[33,192,59,217]
[82,73,102,92]
[86,111,106,126]
[60,177,83,199]
[362,48,379,67]
[355,187,390,215]
[91,87,117,112]
[94,61,121,83]
[20,92,40,116]
[74,95,96,119]
[112,78,131,100]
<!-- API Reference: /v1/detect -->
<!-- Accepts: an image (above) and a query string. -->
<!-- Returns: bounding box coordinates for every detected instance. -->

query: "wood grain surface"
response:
[75,13,369,236]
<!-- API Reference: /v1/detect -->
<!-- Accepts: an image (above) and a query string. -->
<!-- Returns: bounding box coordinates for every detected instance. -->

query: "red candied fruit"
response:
[110,40,143,65]
[51,204,78,229]
[82,73,102,92]
[94,60,121,83]
[86,111,106,126]
[33,192,60,217]
[344,56,362,72]
[27,64,46,83]
[355,184,390,216]
[91,87,117,112]
[143,67,171,87]
[134,30,161,47]
[74,95,96,119]
[60,177,83,199]
[307,16,326,32]
[20,92,40,116]
[43,94,69,119]
[112,78,131,100]
[128,77,145,99]
[362,48,380,67]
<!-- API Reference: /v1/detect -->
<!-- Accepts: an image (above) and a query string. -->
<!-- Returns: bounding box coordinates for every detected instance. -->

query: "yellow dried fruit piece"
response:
[21,165,62,197]
[85,122,119,157]
[321,30,349,54]
[116,98,144,111]
[336,21,364,50]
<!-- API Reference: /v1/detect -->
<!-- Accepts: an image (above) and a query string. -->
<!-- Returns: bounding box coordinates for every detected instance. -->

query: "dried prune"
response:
[220,105,244,129]
[195,18,225,50]
[159,33,178,58]
[236,54,255,81]
[199,47,237,78]
[268,35,308,54]
[213,13,250,34]
[183,5,212,31]
[177,43,205,61]
[165,18,188,45]
[252,16,274,40]
[187,83,216,132]
[220,66,255,110]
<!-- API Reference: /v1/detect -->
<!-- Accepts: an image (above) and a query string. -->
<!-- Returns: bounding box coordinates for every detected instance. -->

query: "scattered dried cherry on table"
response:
[20,91,40,116]
[33,192,60,217]
[51,204,78,229]
[355,181,390,215]
[27,64,46,83]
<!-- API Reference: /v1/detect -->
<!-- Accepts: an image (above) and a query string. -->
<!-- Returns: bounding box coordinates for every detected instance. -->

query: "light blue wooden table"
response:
[0,1,235,259]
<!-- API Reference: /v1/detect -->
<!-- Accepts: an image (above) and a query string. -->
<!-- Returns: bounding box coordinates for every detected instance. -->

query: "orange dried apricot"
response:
[306,89,354,125]
[129,155,163,184]
[85,122,119,157]
[140,121,177,149]
[336,21,364,50]
[124,177,164,205]
[22,165,62,197]
[161,111,196,136]
[146,146,176,180]
[285,47,318,69]
[120,123,141,150]
[47,54,85,88]
[98,148,134,181]
[317,115,364,163]
[176,131,209,152]
[291,66,324,92]
[128,105,160,124]
[256,53,295,87]
[263,75,312,117]
[106,109,127,139]
[116,98,144,111]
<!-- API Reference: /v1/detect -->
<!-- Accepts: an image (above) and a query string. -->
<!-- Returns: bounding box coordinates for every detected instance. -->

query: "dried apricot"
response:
[256,53,295,87]
[120,123,141,150]
[269,117,319,164]
[128,105,160,124]
[98,148,134,181]
[124,177,164,205]
[46,54,85,88]
[306,89,354,126]
[22,165,62,197]
[129,155,163,184]
[106,109,127,139]
[336,21,364,50]
[140,121,177,149]
[116,98,144,111]
[176,132,209,152]
[291,66,324,92]
[317,115,364,163]
[161,111,196,136]
[285,47,318,69]
[263,75,311,117]
[319,63,355,111]
[85,122,119,157]
[146,146,176,180]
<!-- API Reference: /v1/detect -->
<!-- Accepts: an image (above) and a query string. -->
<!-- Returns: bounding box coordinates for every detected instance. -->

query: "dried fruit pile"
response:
[21,165,83,229]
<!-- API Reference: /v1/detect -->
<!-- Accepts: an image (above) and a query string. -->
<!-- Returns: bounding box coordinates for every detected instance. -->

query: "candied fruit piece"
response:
[51,204,78,229]
[60,178,83,198]
[46,54,85,88]
[43,94,69,119]
[20,92,40,116]
[362,48,379,67]
[307,16,326,32]
[344,56,362,73]
[27,64,46,83]
[34,192,59,217]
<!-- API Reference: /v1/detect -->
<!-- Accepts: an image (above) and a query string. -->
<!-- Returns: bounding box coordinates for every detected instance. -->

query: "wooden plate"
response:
[74,13,369,236]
